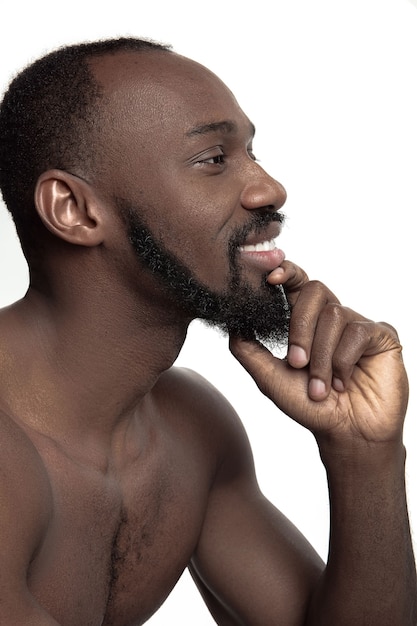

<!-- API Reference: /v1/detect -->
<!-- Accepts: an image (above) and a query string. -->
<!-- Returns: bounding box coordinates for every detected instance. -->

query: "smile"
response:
[239,238,277,253]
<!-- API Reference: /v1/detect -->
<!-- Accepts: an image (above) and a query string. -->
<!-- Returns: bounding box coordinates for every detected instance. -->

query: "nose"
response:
[240,162,287,212]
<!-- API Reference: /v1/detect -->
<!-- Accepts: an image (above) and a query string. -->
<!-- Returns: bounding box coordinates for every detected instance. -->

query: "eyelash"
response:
[202,154,226,165]
[196,150,258,167]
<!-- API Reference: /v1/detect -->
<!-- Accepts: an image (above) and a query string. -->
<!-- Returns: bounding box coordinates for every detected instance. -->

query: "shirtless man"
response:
[0,37,415,625]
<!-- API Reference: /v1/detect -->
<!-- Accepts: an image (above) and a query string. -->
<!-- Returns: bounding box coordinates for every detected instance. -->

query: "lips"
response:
[233,216,285,272]
[238,233,285,272]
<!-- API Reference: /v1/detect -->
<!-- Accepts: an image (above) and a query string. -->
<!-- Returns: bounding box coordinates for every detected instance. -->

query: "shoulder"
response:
[154,366,255,477]
[0,409,53,556]
[155,365,245,431]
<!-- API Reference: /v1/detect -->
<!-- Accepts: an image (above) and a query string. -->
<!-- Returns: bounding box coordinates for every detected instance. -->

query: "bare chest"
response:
[27,449,210,626]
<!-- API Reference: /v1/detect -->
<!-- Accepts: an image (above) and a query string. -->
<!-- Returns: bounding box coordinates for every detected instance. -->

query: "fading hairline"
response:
[68,45,177,178]
[0,37,174,258]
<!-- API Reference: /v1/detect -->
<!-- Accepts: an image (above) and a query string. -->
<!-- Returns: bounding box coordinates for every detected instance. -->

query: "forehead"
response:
[90,50,251,141]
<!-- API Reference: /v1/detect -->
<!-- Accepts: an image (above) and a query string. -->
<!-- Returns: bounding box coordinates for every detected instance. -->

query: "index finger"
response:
[267,260,310,307]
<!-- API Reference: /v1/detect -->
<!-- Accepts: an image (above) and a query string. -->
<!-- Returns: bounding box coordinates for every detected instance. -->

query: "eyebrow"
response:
[186,119,256,138]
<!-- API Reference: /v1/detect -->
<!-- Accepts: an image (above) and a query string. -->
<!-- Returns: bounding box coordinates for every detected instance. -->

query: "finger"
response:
[308,316,396,401]
[266,260,309,308]
[306,303,355,400]
[286,280,340,370]
[229,335,285,400]
[229,334,312,417]
[331,319,399,385]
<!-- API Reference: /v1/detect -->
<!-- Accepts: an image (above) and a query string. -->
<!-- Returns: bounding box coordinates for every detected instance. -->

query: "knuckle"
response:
[305,279,338,303]
[378,321,400,340]
[307,279,325,290]
[323,302,345,324]
[302,279,327,298]
[332,352,352,376]
[350,320,372,343]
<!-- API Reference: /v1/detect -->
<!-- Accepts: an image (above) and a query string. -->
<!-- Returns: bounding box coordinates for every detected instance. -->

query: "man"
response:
[0,36,415,625]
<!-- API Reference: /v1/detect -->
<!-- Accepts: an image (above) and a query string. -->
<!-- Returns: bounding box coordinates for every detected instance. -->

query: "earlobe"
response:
[35,169,104,247]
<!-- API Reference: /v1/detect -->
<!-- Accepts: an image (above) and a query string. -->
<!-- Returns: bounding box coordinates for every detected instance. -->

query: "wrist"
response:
[315,432,406,472]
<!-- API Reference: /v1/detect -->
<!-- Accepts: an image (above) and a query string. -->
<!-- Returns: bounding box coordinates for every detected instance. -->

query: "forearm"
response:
[306,438,417,625]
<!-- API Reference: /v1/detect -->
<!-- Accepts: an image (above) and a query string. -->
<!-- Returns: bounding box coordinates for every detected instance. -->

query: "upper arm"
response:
[188,385,324,625]
[0,413,57,623]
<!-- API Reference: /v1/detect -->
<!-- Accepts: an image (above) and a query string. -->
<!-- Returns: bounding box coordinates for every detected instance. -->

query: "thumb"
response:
[229,335,288,400]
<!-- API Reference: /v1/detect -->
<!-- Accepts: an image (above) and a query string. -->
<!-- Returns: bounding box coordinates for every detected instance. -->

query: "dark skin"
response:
[0,50,415,625]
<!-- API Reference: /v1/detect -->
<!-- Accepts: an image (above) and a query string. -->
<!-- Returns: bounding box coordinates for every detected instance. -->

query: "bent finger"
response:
[286,281,341,369]
[267,260,309,307]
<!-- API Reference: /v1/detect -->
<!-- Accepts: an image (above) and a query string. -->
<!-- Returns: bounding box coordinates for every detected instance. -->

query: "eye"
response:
[194,151,226,167]
[190,146,226,169]
[202,154,226,165]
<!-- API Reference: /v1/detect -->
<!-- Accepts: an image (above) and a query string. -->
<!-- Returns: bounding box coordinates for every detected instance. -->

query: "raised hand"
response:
[229,261,408,445]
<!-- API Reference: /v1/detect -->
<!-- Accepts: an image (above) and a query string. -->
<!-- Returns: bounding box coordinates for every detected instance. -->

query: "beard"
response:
[116,198,291,350]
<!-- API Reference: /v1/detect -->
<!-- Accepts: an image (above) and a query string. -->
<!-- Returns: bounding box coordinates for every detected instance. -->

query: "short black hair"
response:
[0,37,171,254]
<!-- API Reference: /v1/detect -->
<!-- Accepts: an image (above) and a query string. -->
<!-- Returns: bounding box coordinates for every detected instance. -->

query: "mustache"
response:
[229,211,286,252]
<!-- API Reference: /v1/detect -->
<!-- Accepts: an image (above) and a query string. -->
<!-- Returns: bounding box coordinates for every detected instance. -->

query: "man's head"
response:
[0,37,171,254]
[0,37,290,345]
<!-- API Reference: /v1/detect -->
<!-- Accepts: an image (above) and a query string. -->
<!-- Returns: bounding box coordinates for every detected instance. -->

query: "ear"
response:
[34,169,105,247]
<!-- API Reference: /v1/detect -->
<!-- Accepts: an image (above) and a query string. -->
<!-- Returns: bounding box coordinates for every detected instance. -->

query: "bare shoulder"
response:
[154,366,254,476]
[155,365,246,431]
[0,407,53,562]
[156,365,234,407]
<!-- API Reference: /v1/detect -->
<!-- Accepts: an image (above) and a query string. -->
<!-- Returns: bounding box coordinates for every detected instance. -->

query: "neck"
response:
[1,283,190,442]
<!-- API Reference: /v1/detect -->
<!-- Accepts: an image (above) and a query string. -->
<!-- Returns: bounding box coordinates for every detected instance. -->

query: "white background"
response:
[1,1,416,623]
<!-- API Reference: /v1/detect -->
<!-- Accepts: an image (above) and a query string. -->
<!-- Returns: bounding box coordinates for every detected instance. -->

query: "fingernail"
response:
[332,377,345,392]
[267,267,285,284]
[309,378,326,398]
[288,344,308,367]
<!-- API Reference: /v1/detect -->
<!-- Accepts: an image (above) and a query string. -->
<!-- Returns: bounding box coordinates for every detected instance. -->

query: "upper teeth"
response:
[239,239,276,252]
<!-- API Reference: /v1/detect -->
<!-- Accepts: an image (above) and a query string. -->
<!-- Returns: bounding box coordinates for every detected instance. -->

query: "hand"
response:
[229,261,408,445]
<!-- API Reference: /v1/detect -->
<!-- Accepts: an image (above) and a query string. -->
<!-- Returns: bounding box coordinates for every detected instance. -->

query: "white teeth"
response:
[239,239,276,252]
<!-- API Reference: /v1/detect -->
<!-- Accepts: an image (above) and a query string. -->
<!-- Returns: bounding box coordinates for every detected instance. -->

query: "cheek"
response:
[156,212,233,289]
[128,168,238,284]
[147,190,222,259]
